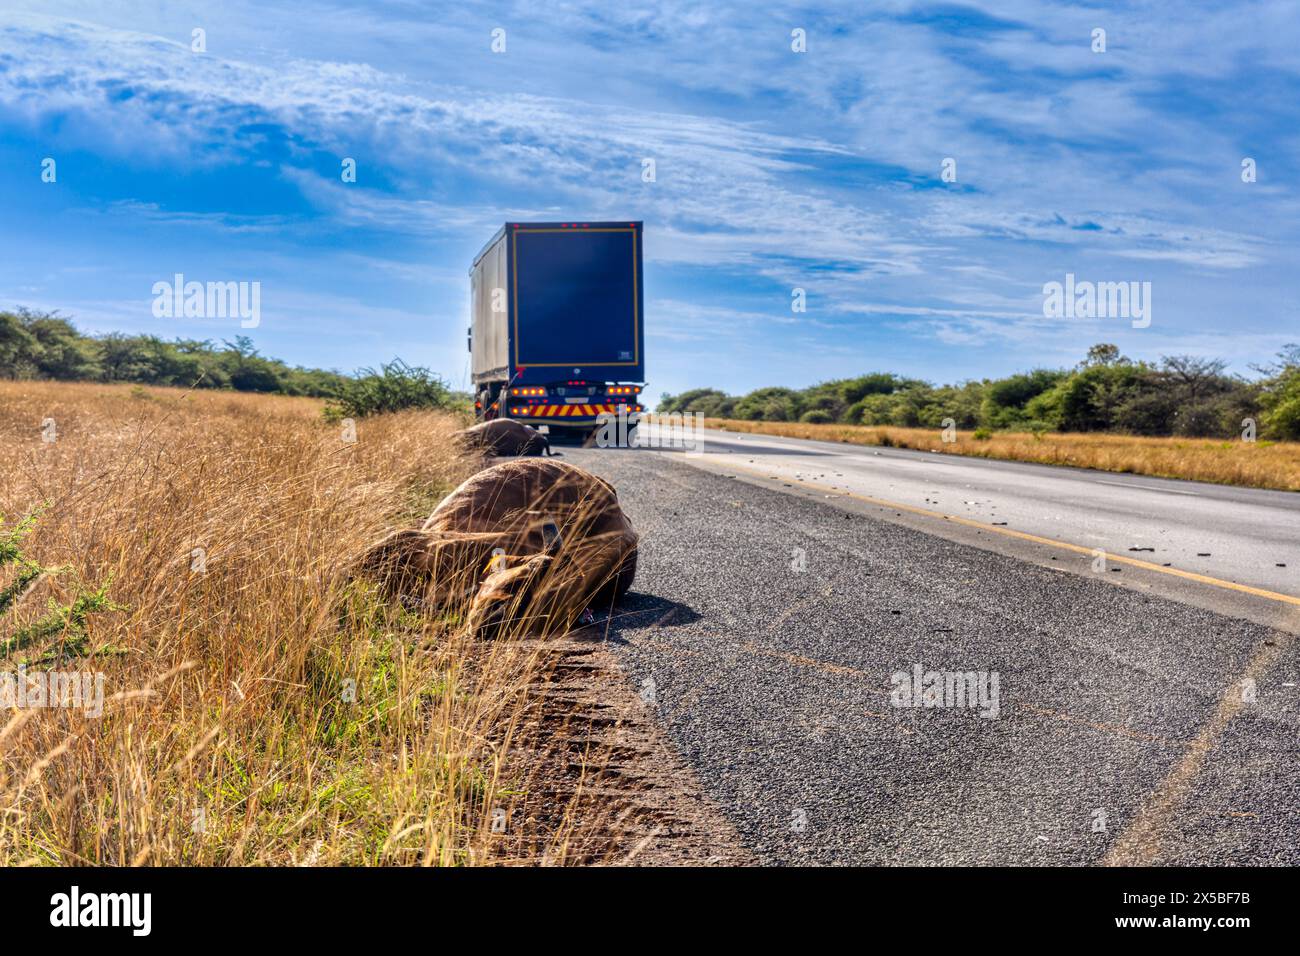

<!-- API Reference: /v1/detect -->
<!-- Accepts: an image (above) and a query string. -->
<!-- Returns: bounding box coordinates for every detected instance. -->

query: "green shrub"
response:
[1,510,121,660]
[980,369,1065,429]
[733,387,801,421]
[657,387,734,417]
[1258,346,1300,440]
[799,409,833,424]
[325,360,457,419]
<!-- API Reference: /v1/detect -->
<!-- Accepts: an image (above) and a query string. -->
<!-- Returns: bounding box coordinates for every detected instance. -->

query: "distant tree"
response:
[23,313,102,380]
[1153,355,1248,437]
[1257,345,1300,440]
[734,386,801,421]
[801,387,847,420]
[1038,363,1145,432]
[1082,343,1128,367]
[219,337,282,392]
[845,393,896,426]
[657,387,734,417]
[800,409,834,424]
[838,372,908,404]
[1110,386,1179,436]
[1160,355,1230,403]
[980,369,1065,429]
[0,311,40,378]
[885,385,930,427]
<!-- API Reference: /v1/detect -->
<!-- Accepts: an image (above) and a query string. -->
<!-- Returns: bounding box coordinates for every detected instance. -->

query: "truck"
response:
[468,221,646,440]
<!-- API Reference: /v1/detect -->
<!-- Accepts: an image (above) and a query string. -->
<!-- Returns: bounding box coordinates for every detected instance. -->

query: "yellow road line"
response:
[1102,636,1290,865]
[720,461,1300,608]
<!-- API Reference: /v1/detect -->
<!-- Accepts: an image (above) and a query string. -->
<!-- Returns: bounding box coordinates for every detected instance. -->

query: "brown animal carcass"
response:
[455,418,551,457]
[356,459,636,637]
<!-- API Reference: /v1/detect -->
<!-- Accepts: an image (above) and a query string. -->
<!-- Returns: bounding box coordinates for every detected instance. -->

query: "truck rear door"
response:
[509,223,643,380]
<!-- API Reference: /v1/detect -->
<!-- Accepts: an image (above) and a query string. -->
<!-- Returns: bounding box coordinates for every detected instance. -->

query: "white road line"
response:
[1093,479,1199,496]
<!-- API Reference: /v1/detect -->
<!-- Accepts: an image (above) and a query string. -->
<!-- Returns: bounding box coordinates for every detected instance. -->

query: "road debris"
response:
[456,418,551,457]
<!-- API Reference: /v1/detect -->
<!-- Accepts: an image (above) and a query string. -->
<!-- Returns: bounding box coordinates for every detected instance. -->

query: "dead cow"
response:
[456,418,551,457]
[356,459,636,638]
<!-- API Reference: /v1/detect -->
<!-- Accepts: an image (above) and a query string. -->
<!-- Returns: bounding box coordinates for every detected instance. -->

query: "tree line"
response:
[1,308,352,397]
[658,343,1300,441]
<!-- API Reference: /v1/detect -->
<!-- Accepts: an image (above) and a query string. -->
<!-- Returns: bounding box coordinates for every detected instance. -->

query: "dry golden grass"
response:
[707,418,1300,492]
[0,380,605,865]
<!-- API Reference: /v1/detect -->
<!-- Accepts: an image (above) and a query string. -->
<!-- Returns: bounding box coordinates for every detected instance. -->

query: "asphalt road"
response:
[563,438,1300,865]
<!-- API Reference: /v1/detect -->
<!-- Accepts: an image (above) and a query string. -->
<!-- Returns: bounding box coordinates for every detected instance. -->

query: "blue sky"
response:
[1,1,1297,407]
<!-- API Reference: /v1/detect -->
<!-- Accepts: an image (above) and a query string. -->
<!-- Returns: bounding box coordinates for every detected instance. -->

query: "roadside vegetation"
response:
[1,308,347,396]
[660,342,1300,489]
[660,343,1300,442]
[1,309,470,415]
[324,360,461,420]
[0,381,607,865]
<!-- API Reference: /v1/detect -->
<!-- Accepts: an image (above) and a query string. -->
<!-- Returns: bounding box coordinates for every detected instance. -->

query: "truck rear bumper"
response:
[519,404,620,418]
[507,403,641,422]
[515,416,641,430]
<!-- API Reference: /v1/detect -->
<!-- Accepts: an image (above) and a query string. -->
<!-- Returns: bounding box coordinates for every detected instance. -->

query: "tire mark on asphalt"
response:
[1103,634,1294,865]
[1020,703,1180,747]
